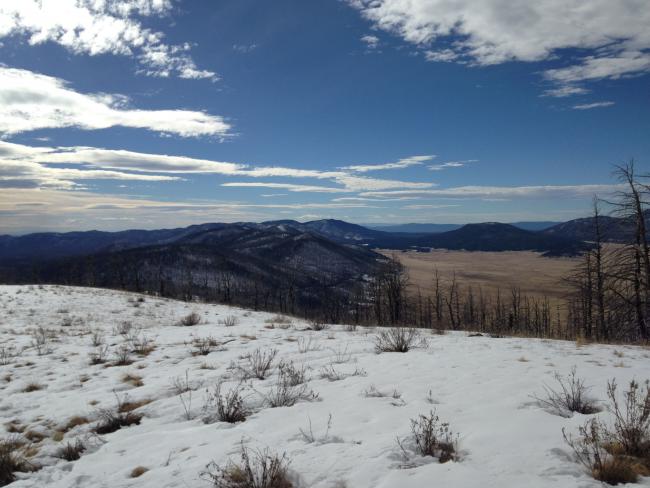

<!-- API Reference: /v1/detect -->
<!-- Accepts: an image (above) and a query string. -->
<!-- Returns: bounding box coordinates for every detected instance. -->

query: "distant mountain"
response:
[368,223,462,233]
[542,211,650,243]
[369,221,560,233]
[409,223,589,256]
[0,224,383,312]
[0,218,590,267]
[510,221,562,231]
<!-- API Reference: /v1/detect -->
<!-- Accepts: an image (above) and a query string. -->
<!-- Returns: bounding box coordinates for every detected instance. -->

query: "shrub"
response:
[299,414,334,444]
[203,381,249,424]
[94,394,143,435]
[90,330,105,347]
[0,437,32,486]
[535,367,600,417]
[201,445,293,488]
[297,337,320,354]
[308,319,329,331]
[89,345,109,365]
[264,366,318,408]
[113,344,133,366]
[374,327,421,353]
[192,336,217,356]
[171,370,202,421]
[55,439,85,462]
[115,321,132,336]
[563,418,639,485]
[319,365,366,382]
[0,346,16,366]
[606,379,650,459]
[219,316,239,327]
[562,379,650,484]
[398,411,458,463]
[277,361,307,386]
[31,326,51,356]
[238,349,277,380]
[179,312,201,327]
[130,333,155,356]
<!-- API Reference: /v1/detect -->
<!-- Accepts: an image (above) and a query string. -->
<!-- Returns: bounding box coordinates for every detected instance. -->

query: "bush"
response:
[238,349,277,380]
[201,445,294,488]
[562,379,650,484]
[55,439,85,461]
[563,418,639,485]
[535,367,600,417]
[374,327,421,353]
[179,312,201,326]
[264,366,318,408]
[0,437,32,486]
[192,336,217,356]
[89,345,109,365]
[308,319,329,331]
[113,344,133,366]
[219,315,239,327]
[607,379,650,458]
[398,411,458,463]
[94,394,143,435]
[203,381,249,424]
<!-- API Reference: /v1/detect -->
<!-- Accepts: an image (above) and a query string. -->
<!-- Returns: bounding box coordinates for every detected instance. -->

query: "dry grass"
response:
[22,382,43,393]
[383,249,580,309]
[130,466,149,478]
[62,416,89,433]
[201,446,293,488]
[121,372,144,387]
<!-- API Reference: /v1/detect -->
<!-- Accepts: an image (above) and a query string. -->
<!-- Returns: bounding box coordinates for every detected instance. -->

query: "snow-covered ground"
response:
[0,285,648,488]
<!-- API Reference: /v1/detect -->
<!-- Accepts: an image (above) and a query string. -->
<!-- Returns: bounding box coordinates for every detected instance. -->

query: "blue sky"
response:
[0,0,648,233]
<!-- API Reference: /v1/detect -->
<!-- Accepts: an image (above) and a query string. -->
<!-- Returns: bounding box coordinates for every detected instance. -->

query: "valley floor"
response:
[0,285,649,488]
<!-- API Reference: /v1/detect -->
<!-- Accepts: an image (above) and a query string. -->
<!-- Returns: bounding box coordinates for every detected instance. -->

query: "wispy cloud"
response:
[360,184,624,199]
[572,101,615,110]
[221,182,349,193]
[428,160,476,171]
[341,155,435,173]
[0,68,231,137]
[0,0,216,80]
[0,141,435,193]
[0,189,375,233]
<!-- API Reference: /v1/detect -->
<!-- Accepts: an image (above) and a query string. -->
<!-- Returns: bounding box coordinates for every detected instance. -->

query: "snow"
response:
[0,284,649,488]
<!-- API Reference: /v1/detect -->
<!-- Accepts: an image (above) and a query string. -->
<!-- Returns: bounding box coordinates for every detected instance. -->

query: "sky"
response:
[0,0,649,234]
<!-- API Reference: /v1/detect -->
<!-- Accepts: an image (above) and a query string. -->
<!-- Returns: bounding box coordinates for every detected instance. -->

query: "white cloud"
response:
[221,182,349,193]
[428,160,475,171]
[361,34,380,49]
[348,0,650,95]
[0,159,179,189]
[1,141,436,193]
[572,101,615,110]
[341,155,435,172]
[0,67,231,137]
[0,189,374,233]
[424,49,458,62]
[402,204,459,209]
[0,0,216,80]
[360,184,624,199]
[542,85,590,98]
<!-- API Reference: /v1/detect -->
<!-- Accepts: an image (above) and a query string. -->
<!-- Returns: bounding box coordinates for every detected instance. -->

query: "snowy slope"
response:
[0,285,648,488]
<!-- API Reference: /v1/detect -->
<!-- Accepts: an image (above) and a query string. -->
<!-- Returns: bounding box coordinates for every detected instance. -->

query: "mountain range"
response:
[1,214,641,308]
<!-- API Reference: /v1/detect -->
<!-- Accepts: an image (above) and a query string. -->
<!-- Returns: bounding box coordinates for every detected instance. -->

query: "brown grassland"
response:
[380,249,581,308]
